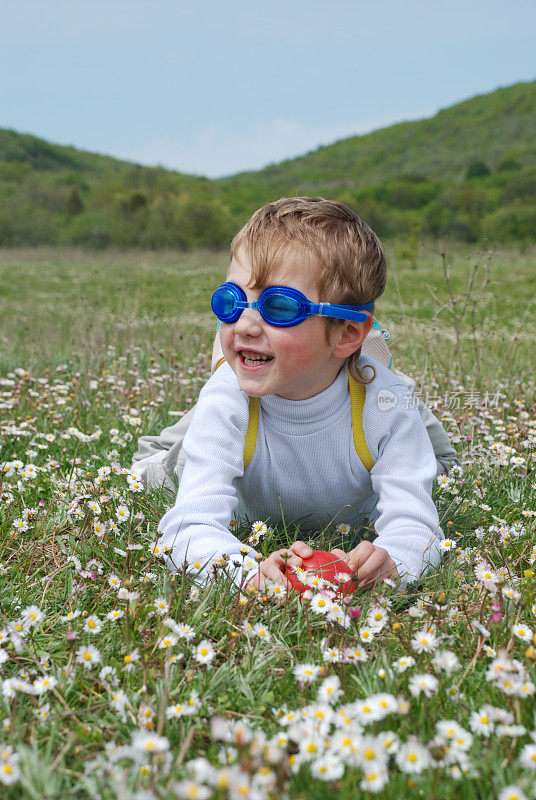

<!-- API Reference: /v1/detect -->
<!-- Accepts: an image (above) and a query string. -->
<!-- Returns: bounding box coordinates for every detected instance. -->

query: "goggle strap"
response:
[317,302,374,322]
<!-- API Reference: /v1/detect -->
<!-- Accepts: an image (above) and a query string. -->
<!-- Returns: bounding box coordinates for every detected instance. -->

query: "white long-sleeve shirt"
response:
[157,357,444,585]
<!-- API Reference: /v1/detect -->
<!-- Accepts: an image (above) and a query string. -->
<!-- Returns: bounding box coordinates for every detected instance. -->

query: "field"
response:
[1,242,536,799]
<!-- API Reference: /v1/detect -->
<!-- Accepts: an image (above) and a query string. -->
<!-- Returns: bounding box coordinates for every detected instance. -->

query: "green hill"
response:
[0,128,133,173]
[1,80,535,248]
[221,81,536,190]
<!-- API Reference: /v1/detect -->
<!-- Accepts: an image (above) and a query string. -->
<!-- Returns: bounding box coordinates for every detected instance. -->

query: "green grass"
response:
[0,244,536,799]
[0,247,228,375]
[1,241,534,383]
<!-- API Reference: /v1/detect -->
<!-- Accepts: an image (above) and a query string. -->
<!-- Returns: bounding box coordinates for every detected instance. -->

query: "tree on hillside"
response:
[67,188,85,218]
[465,160,491,179]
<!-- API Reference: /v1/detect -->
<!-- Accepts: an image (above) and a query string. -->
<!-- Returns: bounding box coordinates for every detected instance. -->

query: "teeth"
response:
[240,351,272,363]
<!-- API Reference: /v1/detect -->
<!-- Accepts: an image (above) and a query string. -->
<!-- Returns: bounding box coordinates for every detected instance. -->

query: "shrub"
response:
[498,157,521,172]
[62,209,121,248]
[174,198,232,249]
[0,160,32,181]
[120,191,148,215]
[67,188,85,218]
[373,179,441,210]
[465,160,491,179]
[482,205,536,242]
[501,171,536,203]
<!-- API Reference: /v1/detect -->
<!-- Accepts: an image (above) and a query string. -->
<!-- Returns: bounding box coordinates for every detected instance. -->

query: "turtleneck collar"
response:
[259,366,350,430]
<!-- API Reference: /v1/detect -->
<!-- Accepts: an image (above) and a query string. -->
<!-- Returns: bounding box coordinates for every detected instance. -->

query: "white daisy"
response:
[194,640,216,665]
[342,645,368,663]
[408,673,439,698]
[84,615,103,634]
[395,738,431,774]
[436,720,465,740]
[106,609,124,621]
[60,609,81,623]
[359,767,388,792]
[367,605,389,630]
[310,594,333,615]
[131,731,169,755]
[75,645,101,669]
[317,675,342,705]
[293,663,320,684]
[336,523,351,535]
[394,656,415,673]
[251,622,271,641]
[498,786,528,800]
[518,742,536,770]
[153,598,170,616]
[512,623,533,642]
[411,627,439,654]
[20,605,43,628]
[469,708,495,736]
[115,504,130,523]
[355,735,388,771]
[311,755,344,780]
[158,634,178,649]
[432,650,460,674]
[32,675,57,694]
[0,745,20,785]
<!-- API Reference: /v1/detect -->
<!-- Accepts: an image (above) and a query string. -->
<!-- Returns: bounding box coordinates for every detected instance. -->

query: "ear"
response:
[331,313,374,359]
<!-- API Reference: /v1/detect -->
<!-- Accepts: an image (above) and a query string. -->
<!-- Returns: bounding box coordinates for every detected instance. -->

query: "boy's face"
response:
[219,247,362,400]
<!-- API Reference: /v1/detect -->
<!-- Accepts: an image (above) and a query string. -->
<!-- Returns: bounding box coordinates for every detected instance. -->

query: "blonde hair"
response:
[231,196,386,384]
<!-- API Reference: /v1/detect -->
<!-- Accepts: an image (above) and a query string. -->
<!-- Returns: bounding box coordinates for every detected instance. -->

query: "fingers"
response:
[356,551,386,587]
[357,548,397,588]
[249,547,304,591]
[261,559,291,585]
[248,558,289,590]
[346,541,375,573]
[344,542,397,587]
[289,540,314,559]
[330,548,348,561]
[272,550,303,573]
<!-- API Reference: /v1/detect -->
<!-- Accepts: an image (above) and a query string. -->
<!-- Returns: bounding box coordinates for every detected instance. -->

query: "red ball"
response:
[286,550,356,596]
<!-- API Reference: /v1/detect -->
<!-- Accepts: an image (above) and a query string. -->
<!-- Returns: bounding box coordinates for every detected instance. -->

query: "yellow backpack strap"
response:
[347,372,375,471]
[243,397,259,468]
[214,358,258,468]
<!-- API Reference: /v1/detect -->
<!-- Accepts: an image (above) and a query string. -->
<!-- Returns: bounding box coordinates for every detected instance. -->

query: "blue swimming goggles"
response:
[211,282,374,328]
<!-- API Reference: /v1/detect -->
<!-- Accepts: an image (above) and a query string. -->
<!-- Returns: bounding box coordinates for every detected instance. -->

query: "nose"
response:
[233,307,264,337]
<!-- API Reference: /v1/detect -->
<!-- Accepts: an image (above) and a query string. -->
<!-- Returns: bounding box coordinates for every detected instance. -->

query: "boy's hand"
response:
[331,542,398,588]
[246,540,314,592]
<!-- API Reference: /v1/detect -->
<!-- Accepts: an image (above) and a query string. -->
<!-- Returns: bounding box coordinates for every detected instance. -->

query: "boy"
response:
[155,197,450,591]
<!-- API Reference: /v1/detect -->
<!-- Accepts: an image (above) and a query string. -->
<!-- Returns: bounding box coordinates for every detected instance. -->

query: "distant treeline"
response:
[0,158,534,249]
[1,80,535,248]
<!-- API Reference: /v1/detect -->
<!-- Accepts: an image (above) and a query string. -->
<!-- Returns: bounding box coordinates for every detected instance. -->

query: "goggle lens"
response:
[211,286,241,322]
[262,293,301,323]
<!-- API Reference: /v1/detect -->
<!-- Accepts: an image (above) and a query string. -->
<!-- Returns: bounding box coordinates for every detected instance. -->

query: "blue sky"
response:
[1,0,534,177]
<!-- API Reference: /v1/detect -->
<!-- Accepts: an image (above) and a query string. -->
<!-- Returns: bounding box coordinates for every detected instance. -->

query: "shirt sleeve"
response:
[366,382,444,584]
[156,365,258,585]
[394,367,462,475]
[130,410,193,490]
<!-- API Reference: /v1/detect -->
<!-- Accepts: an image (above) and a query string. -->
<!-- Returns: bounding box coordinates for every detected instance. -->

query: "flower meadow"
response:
[0,346,535,800]
[1,243,536,800]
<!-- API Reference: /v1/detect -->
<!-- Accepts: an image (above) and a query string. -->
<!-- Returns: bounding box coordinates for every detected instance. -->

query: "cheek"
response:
[219,324,234,354]
[274,325,329,369]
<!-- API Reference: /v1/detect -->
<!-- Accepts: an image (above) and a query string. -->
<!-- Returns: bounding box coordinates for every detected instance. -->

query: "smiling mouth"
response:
[239,350,274,367]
